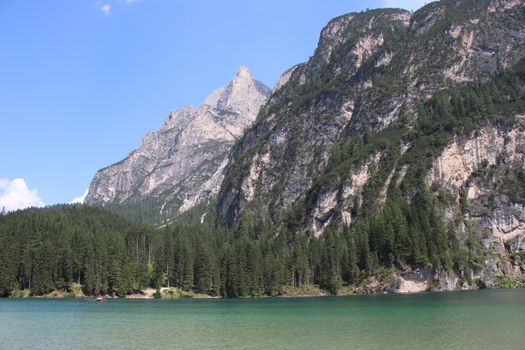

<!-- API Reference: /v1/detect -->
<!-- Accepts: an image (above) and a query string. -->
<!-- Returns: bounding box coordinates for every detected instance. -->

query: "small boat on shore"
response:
[96,296,105,303]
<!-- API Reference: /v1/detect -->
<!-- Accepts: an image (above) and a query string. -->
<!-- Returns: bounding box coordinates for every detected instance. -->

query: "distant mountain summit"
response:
[85,67,270,218]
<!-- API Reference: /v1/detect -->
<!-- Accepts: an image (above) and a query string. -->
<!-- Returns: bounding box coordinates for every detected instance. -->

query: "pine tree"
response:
[343,226,359,283]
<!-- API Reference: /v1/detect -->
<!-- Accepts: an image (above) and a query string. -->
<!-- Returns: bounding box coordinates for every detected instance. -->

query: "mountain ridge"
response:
[218,0,525,226]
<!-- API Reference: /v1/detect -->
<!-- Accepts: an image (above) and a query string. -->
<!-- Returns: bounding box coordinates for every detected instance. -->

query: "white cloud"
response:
[101,3,111,15]
[70,189,89,205]
[96,2,111,16]
[0,178,45,212]
[381,0,430,11]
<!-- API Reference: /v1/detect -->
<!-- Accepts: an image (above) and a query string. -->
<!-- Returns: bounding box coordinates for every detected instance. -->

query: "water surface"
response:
[1,289,524,349]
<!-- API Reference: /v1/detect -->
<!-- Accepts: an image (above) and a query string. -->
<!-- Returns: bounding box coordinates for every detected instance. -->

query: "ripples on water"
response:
[1,289,524,350]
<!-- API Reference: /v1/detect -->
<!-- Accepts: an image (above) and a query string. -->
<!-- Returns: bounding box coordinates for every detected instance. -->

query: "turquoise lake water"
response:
[1,289,524,349]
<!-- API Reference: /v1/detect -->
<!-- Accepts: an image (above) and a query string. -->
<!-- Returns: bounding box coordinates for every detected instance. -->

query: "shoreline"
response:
[5,271,524,300]
[4,284,524,300]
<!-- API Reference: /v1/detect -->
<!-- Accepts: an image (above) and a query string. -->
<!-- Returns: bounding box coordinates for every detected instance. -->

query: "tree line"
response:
[0,187,474,298]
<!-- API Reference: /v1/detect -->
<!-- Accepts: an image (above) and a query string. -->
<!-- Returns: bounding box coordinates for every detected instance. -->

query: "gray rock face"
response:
[218,9,413,225]
[217,0,525,226]
[425,118,525,281]
[85,67,270,216]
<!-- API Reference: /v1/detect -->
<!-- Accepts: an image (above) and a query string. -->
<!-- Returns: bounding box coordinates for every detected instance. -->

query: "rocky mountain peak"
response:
[314,9,411,65]
[204,66,270,120]
[235,65,253,79]
[85,67,270,217]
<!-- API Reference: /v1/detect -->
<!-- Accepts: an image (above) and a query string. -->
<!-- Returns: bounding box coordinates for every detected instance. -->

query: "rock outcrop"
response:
[85,67,270,217]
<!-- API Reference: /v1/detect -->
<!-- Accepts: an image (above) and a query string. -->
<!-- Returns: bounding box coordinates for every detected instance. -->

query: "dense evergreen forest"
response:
[0,198,476,298]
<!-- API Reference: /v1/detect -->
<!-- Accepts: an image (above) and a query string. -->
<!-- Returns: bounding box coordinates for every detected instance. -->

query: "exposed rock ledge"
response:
[389,268,434,294]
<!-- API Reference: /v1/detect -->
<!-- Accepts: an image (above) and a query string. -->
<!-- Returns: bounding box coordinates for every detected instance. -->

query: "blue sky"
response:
[0,0,428,210]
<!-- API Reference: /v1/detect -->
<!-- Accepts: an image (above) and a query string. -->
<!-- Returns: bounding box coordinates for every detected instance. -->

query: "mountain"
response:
[75,0,525,294]
[85,67,270,219]
[216,0,525,289]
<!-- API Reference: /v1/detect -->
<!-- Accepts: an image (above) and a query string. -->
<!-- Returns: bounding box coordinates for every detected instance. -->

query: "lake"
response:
[1,289,524,349]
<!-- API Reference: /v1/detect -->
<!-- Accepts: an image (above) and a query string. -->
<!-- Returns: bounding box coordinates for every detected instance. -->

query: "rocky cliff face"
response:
[85,67,270,217]
[218,0,525,227]
[216,0,525,288]
[380,108,525,289]
[218,8,413,225]
[428,117,525,284]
